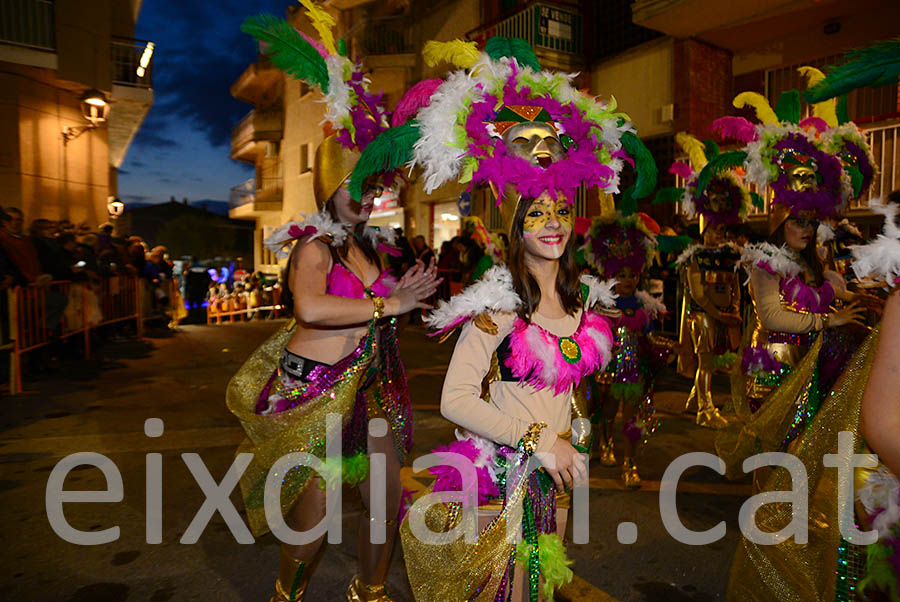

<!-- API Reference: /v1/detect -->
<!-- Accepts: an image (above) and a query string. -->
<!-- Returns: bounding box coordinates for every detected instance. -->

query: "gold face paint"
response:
[502,122,565,168]
[787,165,818,192]
[523,197,573,234]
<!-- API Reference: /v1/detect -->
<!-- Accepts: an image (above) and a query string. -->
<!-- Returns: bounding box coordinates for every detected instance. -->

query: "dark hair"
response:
[771,219,824,285]
[507,198,581,322]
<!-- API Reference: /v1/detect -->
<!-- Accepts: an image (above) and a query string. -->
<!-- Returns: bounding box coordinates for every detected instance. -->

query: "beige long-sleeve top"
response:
[750,267,844,333]
[441,310,581,455]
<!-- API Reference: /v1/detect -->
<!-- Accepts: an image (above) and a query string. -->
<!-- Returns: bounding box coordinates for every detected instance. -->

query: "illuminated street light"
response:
[136,42,155,78]
[62,89,110,143]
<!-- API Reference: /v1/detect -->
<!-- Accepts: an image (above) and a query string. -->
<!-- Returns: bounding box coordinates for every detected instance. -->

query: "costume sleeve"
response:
[441,314,556,454]
[750,267,824,333]
[686,260,722,318]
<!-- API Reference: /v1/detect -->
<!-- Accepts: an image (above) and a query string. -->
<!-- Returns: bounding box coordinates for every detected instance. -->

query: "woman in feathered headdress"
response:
[391,36,652,601]
[583,211,669,488]
[226,4,439,601]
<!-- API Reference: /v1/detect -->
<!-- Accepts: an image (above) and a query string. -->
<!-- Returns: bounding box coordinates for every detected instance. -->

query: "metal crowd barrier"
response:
[206,287,285,324]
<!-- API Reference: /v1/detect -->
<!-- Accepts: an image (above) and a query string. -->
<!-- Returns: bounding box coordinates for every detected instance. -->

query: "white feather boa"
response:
[580,274,618,309]
[321,54,352,129]
[857,464,900,541]
[264,210,350,259]
[674,243,702,267]
[424,265,521,331]
[816,221,835,245]
[635,289,666,318]
[852,199,900,287]
[740,242,802,279]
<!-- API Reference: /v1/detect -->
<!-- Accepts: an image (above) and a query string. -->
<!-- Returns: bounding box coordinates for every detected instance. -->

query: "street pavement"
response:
[1,319,751,602]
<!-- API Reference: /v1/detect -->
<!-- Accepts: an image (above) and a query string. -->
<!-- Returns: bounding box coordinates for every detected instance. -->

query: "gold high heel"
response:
[621,458,641,489]
[270,546,323,602]
[346,575,396,602]
[599,437,617,467]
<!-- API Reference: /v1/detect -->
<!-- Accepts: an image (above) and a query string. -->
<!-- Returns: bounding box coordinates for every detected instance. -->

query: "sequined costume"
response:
[400,266,616,601]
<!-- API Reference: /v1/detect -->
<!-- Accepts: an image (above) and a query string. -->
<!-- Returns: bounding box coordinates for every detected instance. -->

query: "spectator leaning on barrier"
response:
[0,208,50,284]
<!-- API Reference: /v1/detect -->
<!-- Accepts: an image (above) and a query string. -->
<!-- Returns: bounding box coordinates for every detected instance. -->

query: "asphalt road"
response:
[0,319,751,602]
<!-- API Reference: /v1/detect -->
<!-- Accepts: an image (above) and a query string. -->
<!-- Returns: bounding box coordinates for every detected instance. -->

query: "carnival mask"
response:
[787,164,819,193]
[502,122,565,168]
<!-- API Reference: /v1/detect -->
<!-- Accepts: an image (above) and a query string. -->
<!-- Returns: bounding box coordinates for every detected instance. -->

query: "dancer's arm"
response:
[291,239,438,326]
[751,268,824,333]
[686,262,740,326]
[441,316,557,455]
[861,289,900,475]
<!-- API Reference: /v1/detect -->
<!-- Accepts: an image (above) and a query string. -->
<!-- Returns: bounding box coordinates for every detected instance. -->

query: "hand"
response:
[825,302,866,328]
[852,292,885,313]
[718,312,742,327]
[386,258,441,315]
[540,436,588,492]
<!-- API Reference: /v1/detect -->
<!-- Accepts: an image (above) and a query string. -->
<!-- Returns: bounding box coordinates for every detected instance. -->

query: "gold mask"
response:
[787,164,818,193]
[523,196,573,234]
[501,122,565,168]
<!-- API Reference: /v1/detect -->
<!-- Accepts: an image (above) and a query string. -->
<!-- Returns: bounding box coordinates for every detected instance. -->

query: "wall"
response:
[591,37,675,138]
[281,77,325,221]
[673,38,732,137]
[55,0,113,91]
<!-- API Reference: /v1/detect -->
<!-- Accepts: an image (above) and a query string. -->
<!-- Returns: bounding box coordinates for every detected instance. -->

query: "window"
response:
[299,143,310,174]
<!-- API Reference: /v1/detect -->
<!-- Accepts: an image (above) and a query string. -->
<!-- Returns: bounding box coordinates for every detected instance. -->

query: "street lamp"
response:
[62,89,110,143]
[107,196,125,219]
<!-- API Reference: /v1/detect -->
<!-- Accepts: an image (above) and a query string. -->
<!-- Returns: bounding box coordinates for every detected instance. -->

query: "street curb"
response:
[557,575,621,602]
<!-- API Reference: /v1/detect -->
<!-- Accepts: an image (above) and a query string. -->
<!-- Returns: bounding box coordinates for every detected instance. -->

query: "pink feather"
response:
[299,30,329,58]
[392,78,443,127]
[799,117,828,134]
[711,117,758,143]
[668,161,694,180]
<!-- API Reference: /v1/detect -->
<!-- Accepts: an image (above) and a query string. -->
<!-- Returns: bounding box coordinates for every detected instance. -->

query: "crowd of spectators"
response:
[204,259,283,321]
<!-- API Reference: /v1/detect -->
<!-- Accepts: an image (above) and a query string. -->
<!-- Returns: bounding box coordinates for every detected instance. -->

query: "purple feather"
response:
[770,134,845,219]
[392,78,443,127]
[711,117,758,143]
[668,161,694,180]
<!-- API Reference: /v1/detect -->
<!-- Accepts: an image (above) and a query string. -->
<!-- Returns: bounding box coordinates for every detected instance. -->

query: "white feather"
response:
[851,198,900,286]
[675,243,702,267]
[264,210,349,259]
[857,464,900,540]
[321,55,351,129]
[635,289,666,318]
[424,265,521,330]
[816,221,836,245]
[740,242,802,279]
[580,274,617,309]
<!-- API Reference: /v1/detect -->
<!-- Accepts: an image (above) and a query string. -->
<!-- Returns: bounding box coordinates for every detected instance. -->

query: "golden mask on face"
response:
[502,122,565,168]
[787,165,818,193]
[523,196,573,234]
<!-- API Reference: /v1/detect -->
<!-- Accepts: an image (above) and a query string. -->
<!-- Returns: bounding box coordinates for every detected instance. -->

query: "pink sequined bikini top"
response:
[326,262,396,299]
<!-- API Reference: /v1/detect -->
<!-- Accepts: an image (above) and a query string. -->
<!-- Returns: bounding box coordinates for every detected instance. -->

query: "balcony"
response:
[468,1,583,71]
[231,57,282,106]
[230,108,284,164]
[0,0,55,51]
[107,37,155,168]
[352,15,414,57]
[229,176,283,218]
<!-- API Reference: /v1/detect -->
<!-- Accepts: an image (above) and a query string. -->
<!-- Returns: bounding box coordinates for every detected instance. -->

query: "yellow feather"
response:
[300,0,337,57]
[675,132,708,170]
[798,66,838,127]
[733,92,778,125]
[422,39,480,69]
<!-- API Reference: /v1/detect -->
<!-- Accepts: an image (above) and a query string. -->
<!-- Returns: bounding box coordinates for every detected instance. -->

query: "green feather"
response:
[657,235,694,254]
[750,191,765,210]
[349,121,420,201]
[337,37,348,57]
[653,187,685,205]
[695,150,747,199]
[241,14,330,93]
[836,95,851,124]
[619,131,658,216]
[712,352,737,370]
[859,541,900,601]
[803,37,900,103]
[703,139,720,160]
[775,90,801,124]
[485,36,541,71]
[846,165,864,198]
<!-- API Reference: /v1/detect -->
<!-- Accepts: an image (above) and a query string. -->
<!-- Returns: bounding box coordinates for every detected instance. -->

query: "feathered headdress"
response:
[653,132,755,231]
[354,36,657,219]
[584,212,659,279]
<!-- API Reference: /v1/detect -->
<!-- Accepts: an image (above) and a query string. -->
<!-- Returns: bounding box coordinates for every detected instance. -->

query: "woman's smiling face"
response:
[521,193,572,261]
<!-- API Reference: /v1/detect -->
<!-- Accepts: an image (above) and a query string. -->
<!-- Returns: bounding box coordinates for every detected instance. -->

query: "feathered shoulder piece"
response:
[242,1,389,152]
[264,210,349,259]
[851,200,900,288]
[635,290,667,318]
[425,265,521,337]
[674,243,703,267]
[740,242,802,279]
[580,274,618,310]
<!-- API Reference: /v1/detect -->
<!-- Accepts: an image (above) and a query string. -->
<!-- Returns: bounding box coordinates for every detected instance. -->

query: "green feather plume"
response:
[515,533,574,601]
[775,90,801,124]
[846,165,864,198]
[485,36,541,71]
[712,351,737,370]
[349,121,420,201]
[653,187,685,205]
[337,37,348,57]
[619,131,658,216]
[695,150,747,198]
[241,14,330,93]
[836,95,851,124]
[750,191,765,210]
[657,235,694,254]
[703,139,720,160]
[859,540,900,601]
[804,37,900,103]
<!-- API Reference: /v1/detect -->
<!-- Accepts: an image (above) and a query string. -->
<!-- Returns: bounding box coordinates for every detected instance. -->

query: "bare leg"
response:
[271,477,327,601]
[599,395,619,467]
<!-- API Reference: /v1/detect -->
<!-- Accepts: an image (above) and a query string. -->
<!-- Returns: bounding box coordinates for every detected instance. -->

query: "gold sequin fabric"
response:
[724,327,880,602]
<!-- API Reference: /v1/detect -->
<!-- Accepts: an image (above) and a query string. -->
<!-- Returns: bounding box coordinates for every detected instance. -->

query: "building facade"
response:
[0,0,154,227]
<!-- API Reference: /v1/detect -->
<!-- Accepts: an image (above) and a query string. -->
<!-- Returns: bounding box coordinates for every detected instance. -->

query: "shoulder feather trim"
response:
[580,274,618,309]
[740,242,802,278]
[635,290,666,317]
[674,243,702,266]
[425,265,521,335]
[851,199,900,287]
[264,210,350,259]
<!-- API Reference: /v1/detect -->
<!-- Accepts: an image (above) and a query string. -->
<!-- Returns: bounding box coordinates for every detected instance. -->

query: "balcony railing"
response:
[352,15,413,56]
[231,108,283,153]
[111,37,154,88]
[469,1,582,57]
[0,0,55,51]
[229,175,283,209]
[230,178,256,209]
